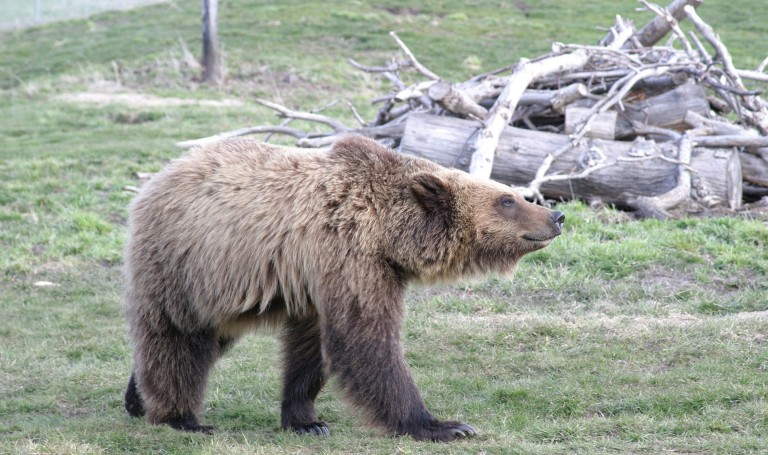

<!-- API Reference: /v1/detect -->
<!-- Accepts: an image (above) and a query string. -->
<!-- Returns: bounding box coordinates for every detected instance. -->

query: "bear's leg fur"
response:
[280,316,328,436]
[129,317,226,434]
[321,289,476,442]
[124,371,145,417]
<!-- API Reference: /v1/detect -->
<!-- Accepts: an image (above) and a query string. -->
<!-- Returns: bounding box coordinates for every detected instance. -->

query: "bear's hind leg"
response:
[134,324,222,434]
[280,316,328,436]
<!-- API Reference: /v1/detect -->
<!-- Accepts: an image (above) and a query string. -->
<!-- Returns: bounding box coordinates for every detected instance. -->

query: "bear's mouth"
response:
[522,233,558,242]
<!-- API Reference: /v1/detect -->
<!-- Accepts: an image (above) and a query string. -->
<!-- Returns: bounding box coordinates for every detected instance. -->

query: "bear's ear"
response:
[409,172,453,212]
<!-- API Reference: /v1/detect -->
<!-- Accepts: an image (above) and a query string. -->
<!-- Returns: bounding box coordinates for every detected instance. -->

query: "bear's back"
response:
[125,137,419,328]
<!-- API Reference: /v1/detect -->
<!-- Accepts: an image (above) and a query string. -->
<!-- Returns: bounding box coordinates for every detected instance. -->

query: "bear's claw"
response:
[410,420,478,442]
[449,423,476,439]
[291,422,331,436]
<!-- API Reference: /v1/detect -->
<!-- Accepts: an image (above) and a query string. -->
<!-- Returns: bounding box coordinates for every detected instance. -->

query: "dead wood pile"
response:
[177,0,768,219]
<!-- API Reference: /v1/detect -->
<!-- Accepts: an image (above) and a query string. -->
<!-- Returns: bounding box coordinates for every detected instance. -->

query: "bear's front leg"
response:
[319,282,476,442]
[281,316,329,436]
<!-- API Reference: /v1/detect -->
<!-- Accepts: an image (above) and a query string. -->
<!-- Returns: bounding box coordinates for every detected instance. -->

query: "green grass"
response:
[1,0,166,30]
[2,1,768,454]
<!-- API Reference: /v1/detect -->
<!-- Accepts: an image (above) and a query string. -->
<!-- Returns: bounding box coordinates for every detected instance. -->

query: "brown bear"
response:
[123,135,564,441]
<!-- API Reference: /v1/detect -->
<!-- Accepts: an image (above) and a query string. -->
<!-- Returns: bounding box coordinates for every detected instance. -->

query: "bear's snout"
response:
[551,211,565,235]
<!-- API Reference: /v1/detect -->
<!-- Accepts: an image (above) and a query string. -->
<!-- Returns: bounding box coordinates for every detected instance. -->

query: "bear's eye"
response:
[501,198,515,207]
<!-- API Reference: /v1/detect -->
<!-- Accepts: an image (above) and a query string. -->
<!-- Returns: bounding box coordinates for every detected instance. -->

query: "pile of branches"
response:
[177,0,768,218]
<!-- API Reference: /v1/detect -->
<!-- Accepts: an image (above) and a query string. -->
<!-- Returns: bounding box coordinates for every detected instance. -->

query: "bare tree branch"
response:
[254,98,349,132]
[176,126,309,149]
[685,5,768,134]
[389,31,441,80]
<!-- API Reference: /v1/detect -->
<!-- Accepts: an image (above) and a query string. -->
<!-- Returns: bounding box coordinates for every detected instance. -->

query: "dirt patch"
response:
[446,312,704,330]
[638,265,699,291]
[55,92,244,109]
[733,309,768,320]
[377,6,424,16]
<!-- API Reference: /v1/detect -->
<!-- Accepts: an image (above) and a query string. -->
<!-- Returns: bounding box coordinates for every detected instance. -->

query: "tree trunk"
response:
[401,113,741,209]
[202,0,223,85]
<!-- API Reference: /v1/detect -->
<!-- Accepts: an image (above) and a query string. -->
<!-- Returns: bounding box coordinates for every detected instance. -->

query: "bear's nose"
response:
[551,211,565,232]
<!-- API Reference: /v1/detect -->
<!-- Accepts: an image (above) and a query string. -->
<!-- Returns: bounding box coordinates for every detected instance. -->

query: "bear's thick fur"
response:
[123,135,564,441]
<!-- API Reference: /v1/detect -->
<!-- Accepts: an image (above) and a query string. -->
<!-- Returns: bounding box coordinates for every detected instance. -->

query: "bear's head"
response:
[395,169,564,283]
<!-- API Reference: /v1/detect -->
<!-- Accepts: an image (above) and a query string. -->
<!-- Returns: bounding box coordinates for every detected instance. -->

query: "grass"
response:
[1,0,768,453]
[0,0,166,30]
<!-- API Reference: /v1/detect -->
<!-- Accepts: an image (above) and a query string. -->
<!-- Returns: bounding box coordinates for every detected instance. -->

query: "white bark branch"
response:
[255,98,349,132]
[389,31,441,81]
[684,5,768,134]
[468,50,593,178]
[175,126,309,149]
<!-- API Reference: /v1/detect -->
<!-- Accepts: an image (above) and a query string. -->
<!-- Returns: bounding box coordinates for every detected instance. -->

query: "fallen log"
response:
[468,27,635,179]
[467,49,593,177]
[458,78,589,112]
[171,1,766,215]
[565,80,710,139]
[625,135,692,219]
[617,81,709,135]
[565,107,618,140]
[741,152,768,187]
[401,113,741,212]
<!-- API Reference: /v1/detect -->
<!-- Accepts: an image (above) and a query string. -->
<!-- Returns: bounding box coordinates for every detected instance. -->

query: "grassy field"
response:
[0,0,167,30]
[1,1,767,454]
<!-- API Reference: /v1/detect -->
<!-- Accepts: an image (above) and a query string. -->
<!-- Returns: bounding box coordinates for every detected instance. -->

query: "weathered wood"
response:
[459,79,588,111]
[550,83,590,112]
[685,5,768,134]
[402,114,740,208]
[684,110,746,136]
[469,49,599,178]
[255,98,348,132]
[297,122,406,148]
[691,148,743,210]
[427,81,488,119]
[565,82,708,139]
[175,3,767,214]
[389,31,441,80]
[466,27,637,179]
[565,82,709,139]
[692,135,768,148]
[632,0,703,48]
[750,147,768,161]
[626,135,692,219]
[201,0,223,85]
[176,125,308,149]
[741,152,768,187]
[565,107,617,140]
[617,81,709,135]
[735,69,768,83]
[635,72,689,92]
[457,75,506,103]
